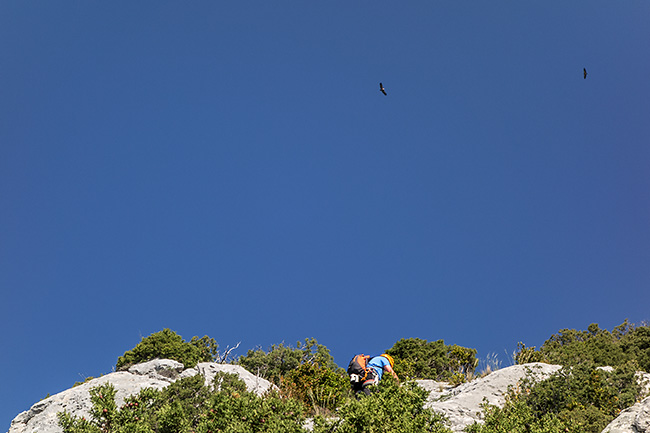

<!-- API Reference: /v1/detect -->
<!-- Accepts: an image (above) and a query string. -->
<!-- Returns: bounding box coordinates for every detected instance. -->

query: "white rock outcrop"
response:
[422,362,562,432]
[7,359,273,433]
[194,363,277,395]
[126,359,184,381]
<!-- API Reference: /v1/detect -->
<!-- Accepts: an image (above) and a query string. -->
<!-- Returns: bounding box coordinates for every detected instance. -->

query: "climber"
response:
[349,353,399,396]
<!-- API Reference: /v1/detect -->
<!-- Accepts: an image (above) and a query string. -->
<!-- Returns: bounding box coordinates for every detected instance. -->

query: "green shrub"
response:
[116,329,218,370]
[280,361,350,415]
[237,338,340,386]
[213,371,248,394]
[157,401,191,433]
[237,338,347,415]
[58,413,101,433]
[385,338,447,379]
[448,344,479,376]
[58,383,119,433]
[465,396,567,433]
[237,343,301,385]
[155,375,212,426]
[313,378,452,433]
[620,325,650,371]
[514,342,547,365]
[196,389,305,433]
[385,338,477,380]
[532,320,650,371]
[115,387,159,432]
[448,372,466,387]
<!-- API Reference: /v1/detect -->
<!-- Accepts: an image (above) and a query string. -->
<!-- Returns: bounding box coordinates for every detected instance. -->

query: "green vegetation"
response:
[280,361,350,415]
[237,338,340,386]
[513,342,546,365]
[538,321,650,371]
[466,362,643,433]
[116,329,218,370]
[58,376,452,433]
[313,378,452,433]
[385,337,478,381]
[473,321,650,433]
[237,338,349,415]
[59,374,305,433]
[61,333,457,432]
[57,322,650,433]
[514,320,650,372]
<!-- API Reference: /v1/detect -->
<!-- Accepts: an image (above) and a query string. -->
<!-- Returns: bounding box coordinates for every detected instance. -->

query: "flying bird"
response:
[379,82,387,95]
[584,68,588,79]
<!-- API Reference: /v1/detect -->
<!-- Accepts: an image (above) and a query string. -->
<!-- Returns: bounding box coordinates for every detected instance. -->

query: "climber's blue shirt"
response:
[367,356,390,381]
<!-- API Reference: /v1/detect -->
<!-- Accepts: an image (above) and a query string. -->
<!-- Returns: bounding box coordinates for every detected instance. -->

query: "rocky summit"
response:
[7,360,650,433]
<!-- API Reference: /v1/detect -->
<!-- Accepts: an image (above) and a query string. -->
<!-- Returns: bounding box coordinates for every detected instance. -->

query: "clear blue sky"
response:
[2,2,649,430]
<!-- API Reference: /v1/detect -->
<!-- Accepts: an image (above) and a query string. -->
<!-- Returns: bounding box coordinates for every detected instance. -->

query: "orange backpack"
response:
[347,354,371,383]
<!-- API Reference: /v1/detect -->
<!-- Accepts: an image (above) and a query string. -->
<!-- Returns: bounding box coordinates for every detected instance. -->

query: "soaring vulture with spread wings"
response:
[379,82,387,95]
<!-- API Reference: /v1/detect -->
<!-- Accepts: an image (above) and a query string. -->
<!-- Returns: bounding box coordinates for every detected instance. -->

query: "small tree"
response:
[281,361,349,415]
[385,337,478,380]
[116,329,218,370]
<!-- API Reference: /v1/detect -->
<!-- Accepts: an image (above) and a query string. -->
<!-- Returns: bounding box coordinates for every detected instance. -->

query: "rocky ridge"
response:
[8,359,275,433]
[7,360,650,433]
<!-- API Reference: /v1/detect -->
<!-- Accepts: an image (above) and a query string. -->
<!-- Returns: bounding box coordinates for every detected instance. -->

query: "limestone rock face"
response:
[127,359,184,381]
[7,360,273,433]
[423,362,562,432]
[194,363,276,396]
[8,372,171,433]
[602,396,650,433]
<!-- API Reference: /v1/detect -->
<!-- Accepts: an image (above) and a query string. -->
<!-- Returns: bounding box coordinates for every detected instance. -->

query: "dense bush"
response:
[467,362,643,433]
[280,361,350,415]
[116,329,218,370]
[516,321,650,372]
[465,396,566,433]
[58,374,306,433]
[514,342,547,365]
[237,338,347,415]
[313,378,452,433]
[237,338,341,386]
[385,338,478,380]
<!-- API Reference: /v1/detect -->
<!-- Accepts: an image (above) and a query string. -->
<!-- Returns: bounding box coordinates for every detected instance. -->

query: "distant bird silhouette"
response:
[379,82,387,95]
[584,68,588,79]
